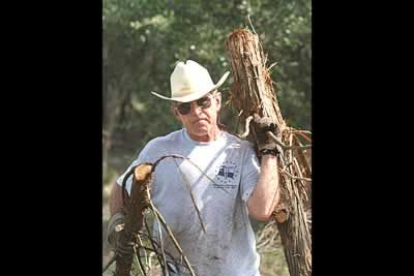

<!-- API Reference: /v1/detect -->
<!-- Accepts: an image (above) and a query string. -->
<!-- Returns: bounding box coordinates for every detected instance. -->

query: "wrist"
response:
[259,148,280,156]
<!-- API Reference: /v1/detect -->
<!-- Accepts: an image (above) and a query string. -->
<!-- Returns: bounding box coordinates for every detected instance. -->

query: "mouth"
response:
[193,118,209,124]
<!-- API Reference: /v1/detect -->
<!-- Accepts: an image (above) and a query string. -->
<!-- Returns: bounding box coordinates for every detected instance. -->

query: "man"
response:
[107,60,281,276]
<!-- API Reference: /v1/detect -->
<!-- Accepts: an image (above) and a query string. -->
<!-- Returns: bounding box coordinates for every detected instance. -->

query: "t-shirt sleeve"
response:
[240,143,260,203]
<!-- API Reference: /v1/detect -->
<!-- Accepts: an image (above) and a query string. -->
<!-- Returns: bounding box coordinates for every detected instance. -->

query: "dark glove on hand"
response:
[107,212,135,256]
[252,114,282,155]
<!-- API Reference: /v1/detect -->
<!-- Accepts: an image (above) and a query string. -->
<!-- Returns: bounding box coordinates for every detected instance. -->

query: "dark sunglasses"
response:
[175,94,214,115]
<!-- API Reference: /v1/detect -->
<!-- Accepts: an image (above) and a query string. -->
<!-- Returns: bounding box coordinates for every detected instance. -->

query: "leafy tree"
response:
[103,0,311,183]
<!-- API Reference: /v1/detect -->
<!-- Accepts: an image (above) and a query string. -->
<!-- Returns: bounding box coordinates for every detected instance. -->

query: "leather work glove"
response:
[252,113,282,156]
[106,212,136,256]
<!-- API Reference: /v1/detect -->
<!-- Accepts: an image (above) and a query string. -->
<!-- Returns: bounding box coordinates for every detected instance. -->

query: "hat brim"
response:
[151,71,230,103]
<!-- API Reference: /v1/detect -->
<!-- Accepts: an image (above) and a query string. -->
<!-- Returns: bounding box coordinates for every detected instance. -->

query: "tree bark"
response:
[225,28,312,276]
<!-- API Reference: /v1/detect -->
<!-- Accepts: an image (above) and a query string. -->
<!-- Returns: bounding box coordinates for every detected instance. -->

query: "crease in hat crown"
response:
[151,60,230,103]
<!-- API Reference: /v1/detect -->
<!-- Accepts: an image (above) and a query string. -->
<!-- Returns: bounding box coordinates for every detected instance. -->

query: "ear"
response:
[215,92,222,111]
[171,105,182,121]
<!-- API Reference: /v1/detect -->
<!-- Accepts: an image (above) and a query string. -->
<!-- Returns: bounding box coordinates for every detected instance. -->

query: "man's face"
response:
[174,92,222,141]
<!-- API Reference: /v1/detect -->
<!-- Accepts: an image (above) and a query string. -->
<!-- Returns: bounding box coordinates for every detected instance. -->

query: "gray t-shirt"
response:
[117,128,261,276]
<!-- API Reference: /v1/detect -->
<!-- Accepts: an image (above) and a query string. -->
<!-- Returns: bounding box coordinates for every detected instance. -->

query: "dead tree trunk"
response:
[115,164,153,276]
[225,28,312,276]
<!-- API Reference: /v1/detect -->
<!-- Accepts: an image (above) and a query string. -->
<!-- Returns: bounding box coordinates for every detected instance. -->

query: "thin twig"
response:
[145,216,166,274]
[155,213,170,276]
[267,62,278,72]
[140,220,179,274]
[134,245,148,276]
[239,115,253,138]
[121,167,135,207]
[281,162,294,172]
[137,234,149,274]
[292,134,311,178]
[293,130,312,143]
[280,170,312,182]
[147,188,197,276]
[173,158,207,234]
[288,132,294,177]
[292,157,309,202]
[102,254,116,273]
[153,154,230,195]
[294,130,311,135]
[247,14,257,34]
[234,109,243,134]
[267,131,311,150]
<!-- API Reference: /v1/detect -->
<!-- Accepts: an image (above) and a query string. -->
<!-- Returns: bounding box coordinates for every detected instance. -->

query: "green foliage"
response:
[103,0,311,172]
[261,250,290,276]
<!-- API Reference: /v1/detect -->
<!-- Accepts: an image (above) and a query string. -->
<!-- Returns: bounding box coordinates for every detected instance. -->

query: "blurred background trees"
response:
[103,1,311,275]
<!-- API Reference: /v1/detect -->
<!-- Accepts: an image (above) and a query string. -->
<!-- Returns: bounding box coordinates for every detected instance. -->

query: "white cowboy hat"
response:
[151,60,230,103]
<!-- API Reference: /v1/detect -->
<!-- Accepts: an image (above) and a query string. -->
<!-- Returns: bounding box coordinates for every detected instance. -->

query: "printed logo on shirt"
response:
[213,161,239,189]
[218,166,235,179]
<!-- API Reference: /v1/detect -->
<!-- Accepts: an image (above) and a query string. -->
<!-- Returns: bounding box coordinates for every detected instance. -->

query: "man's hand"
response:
[107,212,136,256]
[252,114,282,155]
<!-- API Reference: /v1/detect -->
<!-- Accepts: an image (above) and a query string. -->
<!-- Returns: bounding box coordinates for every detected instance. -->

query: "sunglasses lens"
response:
[197,96,211,108]
[177,103,191,115]
[176,95,213,115]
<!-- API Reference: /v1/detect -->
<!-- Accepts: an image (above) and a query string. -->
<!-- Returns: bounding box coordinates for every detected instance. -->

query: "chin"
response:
[195,129,209,136]
[191,127,209,136]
